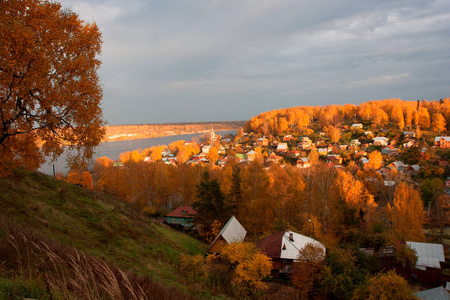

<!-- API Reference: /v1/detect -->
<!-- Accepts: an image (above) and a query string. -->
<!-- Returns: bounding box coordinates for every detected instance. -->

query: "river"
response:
[38,130,236,175]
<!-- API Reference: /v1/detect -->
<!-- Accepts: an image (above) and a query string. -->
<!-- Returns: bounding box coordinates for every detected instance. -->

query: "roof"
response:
[277,143,288,150]
[373,136,389,141]
[414,287,450,300]
[166,206,197,218]
[208,216,246,252]
[247,150,256,155]
[256,230,326,260]
[406,241,445,269]
[435,136,450,142]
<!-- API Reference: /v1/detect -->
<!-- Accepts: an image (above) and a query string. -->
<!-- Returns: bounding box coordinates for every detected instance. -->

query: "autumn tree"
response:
[0,0,105,176]
[207,145,219,165]
[432,113,446,132]
[368,150,383,170]
[353,270,417,300]
[207,242,272,296]
[291,243,325,299]
[388,182,424,241]
[66,170,94,189]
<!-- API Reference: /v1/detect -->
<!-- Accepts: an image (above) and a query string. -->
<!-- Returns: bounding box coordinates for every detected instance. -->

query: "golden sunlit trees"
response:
[388,182,424,241]
[208,242,272,296]
[432,113,447,132]
[0,0,105,176]
[66,171,94,190]
[368,150,383,170]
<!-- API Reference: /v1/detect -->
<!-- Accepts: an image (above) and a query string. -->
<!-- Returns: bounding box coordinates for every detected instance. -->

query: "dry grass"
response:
[0,218,197,300]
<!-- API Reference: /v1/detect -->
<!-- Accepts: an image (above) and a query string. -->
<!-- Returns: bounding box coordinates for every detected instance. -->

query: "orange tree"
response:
[0,0,105,176]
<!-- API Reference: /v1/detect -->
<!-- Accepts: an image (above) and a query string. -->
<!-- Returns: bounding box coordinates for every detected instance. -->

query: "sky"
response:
[60,0,450,126]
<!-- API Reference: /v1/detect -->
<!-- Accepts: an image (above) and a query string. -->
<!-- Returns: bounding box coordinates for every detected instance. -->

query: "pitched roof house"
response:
[207,216,246,253]
[165,206,197,228]
[434,136,450,148]
[256,230,326,276]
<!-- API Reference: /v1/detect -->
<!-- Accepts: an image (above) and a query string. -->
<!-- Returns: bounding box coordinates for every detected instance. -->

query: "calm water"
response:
[39,130,236,175]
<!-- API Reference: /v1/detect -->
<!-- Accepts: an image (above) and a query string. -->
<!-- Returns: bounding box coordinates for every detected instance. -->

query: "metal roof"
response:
[414,287,450,300]
[218,216,246,244]
[407,241,445,269]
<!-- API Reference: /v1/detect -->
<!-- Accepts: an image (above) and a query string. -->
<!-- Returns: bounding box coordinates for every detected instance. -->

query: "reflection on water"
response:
[38,130,236,175]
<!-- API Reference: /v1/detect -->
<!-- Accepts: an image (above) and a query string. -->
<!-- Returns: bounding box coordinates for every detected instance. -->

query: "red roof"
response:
[166,206,197,218]
[256,231,285,258]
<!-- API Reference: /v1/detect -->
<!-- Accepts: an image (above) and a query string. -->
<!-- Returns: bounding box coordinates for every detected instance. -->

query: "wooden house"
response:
[434,136,450,148]
[207,216,246,253]
[256,230,325,277]
[165,206,197,228]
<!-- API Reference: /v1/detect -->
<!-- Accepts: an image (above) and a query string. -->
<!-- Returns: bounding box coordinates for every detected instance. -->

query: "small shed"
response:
[207,216,246,253]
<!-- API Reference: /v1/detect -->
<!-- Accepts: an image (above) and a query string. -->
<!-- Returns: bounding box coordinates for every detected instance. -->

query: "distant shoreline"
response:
[103,121,245,142]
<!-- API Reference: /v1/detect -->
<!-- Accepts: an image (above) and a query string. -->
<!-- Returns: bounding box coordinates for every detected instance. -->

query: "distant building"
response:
[434,136,450,148]
[165,206,197,228]
[257,137,269,147]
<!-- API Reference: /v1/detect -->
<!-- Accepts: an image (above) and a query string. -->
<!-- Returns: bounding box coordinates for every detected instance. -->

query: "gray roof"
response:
[407,241,445,269]
[207,216,247,252]
[414,287,450,300]
[220,216,246,244]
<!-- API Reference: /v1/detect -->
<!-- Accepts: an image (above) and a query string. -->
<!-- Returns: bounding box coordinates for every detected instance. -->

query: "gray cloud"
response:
[61,0,450,125]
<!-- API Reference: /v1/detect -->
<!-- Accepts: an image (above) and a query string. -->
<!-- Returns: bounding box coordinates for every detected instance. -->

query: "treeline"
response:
[92,157,431,246]
[245,98,450,135]
[104,121,244,141]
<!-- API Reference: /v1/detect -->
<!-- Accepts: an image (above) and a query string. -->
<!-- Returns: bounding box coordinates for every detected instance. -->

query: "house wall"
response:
[208,235,228,253]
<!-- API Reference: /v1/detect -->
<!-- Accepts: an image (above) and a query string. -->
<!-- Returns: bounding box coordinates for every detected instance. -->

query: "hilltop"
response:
[0,169,208,299]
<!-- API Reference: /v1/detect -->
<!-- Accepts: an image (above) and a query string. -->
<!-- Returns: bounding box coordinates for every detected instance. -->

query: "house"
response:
[406,241,445,270]
[403,140,415,148]
[338,144,348,151]
[317,148,328,156]
[361,157,370,169]
[297,157,311,169]
[202,145,211,153]
[207,216,246,253]
[351,123,363,129]
[246,150,257,161]
[288,150,301,158]
[326,155,342,165]
[282,135,293,142]
[381,145,399,156]
[256,230,326,276]
[434,136,450,148]
[350,139,361,147]
[113,161,124,167]
[165,206,197,228]
[373,137,389,146]
[388,161,408,173]
[257,137,269,147]
[277,143,289,154]
[266,152,283,164]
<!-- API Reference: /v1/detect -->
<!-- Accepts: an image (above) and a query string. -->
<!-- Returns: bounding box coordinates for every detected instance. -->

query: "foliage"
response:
[394,243,418,268]
[388,182,424,241]
[0,0,105,176]
[352,270,417,300]
[291,243,325,299]
[193,171,228,230]
[207,242,272,297]
[420,178,444,207]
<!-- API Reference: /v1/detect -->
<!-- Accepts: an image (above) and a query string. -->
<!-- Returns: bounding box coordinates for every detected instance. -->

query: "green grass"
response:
[0,169,207,295]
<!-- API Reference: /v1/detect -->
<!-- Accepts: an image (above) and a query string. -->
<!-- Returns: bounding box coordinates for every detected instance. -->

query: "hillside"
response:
[104,121,245,142]
[0,170,208,299]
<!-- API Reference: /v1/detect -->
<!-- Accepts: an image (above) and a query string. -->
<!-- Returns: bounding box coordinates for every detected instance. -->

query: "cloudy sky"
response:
[61,0,450,125]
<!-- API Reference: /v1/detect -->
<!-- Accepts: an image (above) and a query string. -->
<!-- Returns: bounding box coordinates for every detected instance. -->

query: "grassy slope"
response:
[0,169,207,296]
